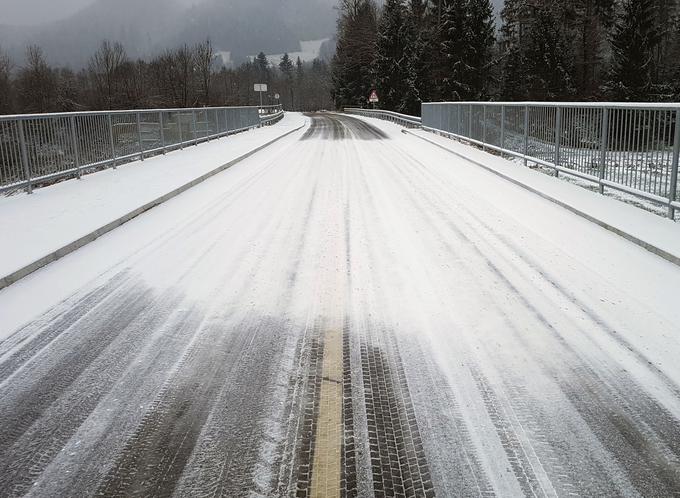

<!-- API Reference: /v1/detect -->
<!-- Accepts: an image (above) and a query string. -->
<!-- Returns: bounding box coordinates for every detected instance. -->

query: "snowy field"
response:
[0,113,679,496]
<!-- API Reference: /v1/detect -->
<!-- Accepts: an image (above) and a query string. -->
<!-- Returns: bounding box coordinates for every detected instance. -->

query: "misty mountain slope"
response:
[0,0,338,67]
[175,0,337,58]
[0,0,184,66]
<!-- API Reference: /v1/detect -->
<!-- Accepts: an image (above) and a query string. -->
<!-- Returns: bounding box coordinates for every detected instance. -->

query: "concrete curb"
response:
[403,129,680,268]
[0,123,306,291]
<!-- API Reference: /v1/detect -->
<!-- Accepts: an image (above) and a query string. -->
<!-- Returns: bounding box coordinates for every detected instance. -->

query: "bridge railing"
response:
[0,105,268,194]
[260,104,285,126]
[344,108,422,128]
[422,102,680,219]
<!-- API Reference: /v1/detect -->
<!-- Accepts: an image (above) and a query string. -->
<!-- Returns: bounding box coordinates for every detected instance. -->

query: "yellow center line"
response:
[310,327,343,498]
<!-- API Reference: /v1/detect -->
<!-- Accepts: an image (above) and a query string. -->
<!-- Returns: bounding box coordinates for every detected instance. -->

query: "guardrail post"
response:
[453,104,458,135]
[178,113,184,150]
[192,110,198,146]
[17,120,32,194]
[224,108,229,136]
[599,107,609,194]
[159,111,166,154]
[554,107,562,177]
[482,105,487,151]
[136,112,144,161]
[107,114,117,169]
[524,105,529,167]
[70,115,81,179]
[468,104,473,139]
[668,108,680,219]
[500,105,506,152]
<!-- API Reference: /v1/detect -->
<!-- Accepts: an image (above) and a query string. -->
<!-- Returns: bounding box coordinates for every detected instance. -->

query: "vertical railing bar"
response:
[555,106,562,177]
[616,108,623,185]
[108,113,117,169]
[136,112,144,161]
[17,119,32,193]
[645,110,666,195]
[159,111,166,154]
[599,107,609,194]
[524,105,529,167]
[668,108,680,219]
[70,115,81,180]
[192,110,198,146]
[499,105,505,152]
[659,110,677,196]
[179,112,184,149]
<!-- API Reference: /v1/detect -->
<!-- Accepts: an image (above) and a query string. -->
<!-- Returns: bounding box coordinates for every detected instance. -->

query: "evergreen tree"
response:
[524,6,576,100]
[331,0,379,108]
[430,0,496,101]
[374,0,410,111]
[401,0,430,115]
[295,56,304,110]
[279,53,294,109]
[255,52,269,83]
[465,0,496,100]
[500,1,575,101]
[501,44,529,100]
[565,0,616,98]
[652,0,680,84]
[436,0,468,100]
[606,0,661,101]
[279,53,294,78]
[402,0,439,116]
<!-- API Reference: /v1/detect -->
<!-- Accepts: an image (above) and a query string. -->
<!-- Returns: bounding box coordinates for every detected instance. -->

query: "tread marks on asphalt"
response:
[301,114,388,141]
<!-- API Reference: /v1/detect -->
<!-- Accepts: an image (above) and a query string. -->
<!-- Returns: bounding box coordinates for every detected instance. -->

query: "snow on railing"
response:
[0,105,266,194]
[422,102,680,220]
[260,105,285,126]
[344,108,422,128]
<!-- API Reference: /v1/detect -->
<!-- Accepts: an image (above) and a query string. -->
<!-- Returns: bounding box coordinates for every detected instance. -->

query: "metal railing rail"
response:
[344,108,422,128]
[259,104,283,115]
[422,102,680,219]
[0,105,269,194]
[260,105,285,126]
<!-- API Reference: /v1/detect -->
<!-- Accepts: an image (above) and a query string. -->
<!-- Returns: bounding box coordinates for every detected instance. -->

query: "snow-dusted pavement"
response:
[0,113,679,497]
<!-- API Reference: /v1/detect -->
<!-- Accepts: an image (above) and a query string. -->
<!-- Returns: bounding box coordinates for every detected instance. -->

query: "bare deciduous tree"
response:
[195,39,214,105]
[17,45,57,113]
[0,46,13,113]
[88,41,128,109]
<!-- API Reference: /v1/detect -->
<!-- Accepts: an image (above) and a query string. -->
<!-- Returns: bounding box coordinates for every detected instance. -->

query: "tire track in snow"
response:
[365,138,680,496]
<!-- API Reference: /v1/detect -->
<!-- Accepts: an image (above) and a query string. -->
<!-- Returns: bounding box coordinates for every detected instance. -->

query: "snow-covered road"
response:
[0,113,679,497]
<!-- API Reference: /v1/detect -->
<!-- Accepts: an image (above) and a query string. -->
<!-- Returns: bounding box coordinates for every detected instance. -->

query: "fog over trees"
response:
[0,0,338,67]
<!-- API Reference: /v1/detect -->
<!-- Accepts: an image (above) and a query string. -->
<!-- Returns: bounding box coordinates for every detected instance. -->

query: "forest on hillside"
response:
[332,0,680,114]
[0,41,334,115]
[1,0,679,116]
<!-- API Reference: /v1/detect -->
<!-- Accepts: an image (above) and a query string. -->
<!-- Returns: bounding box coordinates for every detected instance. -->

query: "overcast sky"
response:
[3,0,203,25]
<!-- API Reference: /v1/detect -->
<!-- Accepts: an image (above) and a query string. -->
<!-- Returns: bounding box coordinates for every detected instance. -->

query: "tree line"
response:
[332,0,680,114]
[0,40,333,115]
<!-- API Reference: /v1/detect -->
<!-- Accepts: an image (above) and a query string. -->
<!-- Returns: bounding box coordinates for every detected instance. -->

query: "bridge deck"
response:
[0,113,679,497]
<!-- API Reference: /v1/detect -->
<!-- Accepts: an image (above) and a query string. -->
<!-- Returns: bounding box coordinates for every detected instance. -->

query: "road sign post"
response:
[369,90,379,109]
[254,83,268,108]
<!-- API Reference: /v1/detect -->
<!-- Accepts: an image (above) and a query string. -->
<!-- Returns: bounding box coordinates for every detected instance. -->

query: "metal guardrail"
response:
[260,105,285,126]
[344,108,422,128]
[0,105,270,194]
[422,102,680,219]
